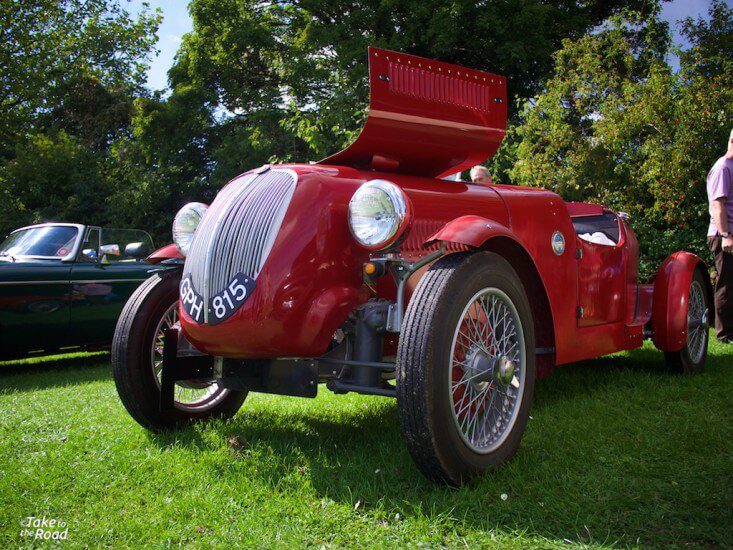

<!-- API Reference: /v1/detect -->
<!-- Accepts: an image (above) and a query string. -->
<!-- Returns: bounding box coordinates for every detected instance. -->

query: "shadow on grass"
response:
[144,344,732,545]
[0,352,110,392]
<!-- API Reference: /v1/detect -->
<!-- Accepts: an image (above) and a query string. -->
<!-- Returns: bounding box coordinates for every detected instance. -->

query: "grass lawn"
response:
[0,336,731,548]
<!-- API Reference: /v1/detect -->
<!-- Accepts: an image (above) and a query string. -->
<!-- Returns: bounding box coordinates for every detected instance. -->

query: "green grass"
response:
[0,338,731,548]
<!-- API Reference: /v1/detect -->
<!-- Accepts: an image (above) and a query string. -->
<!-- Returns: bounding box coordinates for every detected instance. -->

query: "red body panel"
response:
[175,49,705,370]
[426,215,516,248]
[177,164,704,366]
[319,47,507,178]
[651,251,705,352]
[180,166,510,357]
[147,243,183,264]
[566,202,605,217]
[178,164,646,365]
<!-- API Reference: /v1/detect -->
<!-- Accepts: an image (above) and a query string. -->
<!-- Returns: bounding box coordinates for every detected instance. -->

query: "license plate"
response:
[180,273,255,325]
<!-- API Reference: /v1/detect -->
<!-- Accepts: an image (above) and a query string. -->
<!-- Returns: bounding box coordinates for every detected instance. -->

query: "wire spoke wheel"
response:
[150,304,228,412]
[449,288,525,454]
[113,273,247,430]
[686,280,707,364]
[396,252,536,485]
[663,270,709,374]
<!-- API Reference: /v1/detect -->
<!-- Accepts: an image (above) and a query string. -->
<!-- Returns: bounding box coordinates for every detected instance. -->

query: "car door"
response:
[67,227,155,347]
[575,213,626,327]
[0,260,73,356]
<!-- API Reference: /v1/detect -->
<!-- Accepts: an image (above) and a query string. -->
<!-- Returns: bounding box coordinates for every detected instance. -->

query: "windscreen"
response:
[0,226,79,258]
[100,228,155,261]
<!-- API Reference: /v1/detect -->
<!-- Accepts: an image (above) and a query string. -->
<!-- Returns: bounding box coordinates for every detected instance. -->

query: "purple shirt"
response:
[707,156,733,236]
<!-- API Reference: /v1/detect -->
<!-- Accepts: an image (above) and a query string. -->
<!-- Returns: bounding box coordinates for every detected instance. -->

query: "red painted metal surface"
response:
[425,215,516,248]
[319,47,507,178]
[576,239,625,327]
[177,161,705,365]
[575,214,626,328]
[180,167,510,358]
[174,48,706,372]
[566,202,605,217]
[424,184,617,365]
[651,251,705,352]
[147,243,183,264]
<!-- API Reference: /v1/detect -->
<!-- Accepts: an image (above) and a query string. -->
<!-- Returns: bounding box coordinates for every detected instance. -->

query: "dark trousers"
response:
[708,237,733,341]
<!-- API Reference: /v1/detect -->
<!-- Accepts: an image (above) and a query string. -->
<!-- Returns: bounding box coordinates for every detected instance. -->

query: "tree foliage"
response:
[0,0,159,152]
[1,0,730,270]
[0,0,160,236]
[109,0,653,243]
[501,1,733,277]
[171,0,652,160]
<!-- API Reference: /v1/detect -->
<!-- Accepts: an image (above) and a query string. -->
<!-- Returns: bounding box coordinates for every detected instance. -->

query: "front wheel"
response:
[664,270,710,373]
[396,252,536,486]
[112,271,247,430]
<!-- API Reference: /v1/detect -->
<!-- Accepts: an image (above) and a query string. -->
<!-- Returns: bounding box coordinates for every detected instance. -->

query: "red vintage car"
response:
[113,48,712,485]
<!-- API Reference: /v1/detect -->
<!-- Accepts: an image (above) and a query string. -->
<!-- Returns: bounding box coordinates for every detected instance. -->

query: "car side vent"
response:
[388,61,493,113]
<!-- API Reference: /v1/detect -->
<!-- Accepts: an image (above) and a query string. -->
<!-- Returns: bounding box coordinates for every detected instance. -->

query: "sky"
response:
[128,0,721,91]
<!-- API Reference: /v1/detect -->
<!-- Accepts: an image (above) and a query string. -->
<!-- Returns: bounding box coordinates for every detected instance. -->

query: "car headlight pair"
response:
[172,202,208,256]
[172,179,411,256]
[348,180,412,250]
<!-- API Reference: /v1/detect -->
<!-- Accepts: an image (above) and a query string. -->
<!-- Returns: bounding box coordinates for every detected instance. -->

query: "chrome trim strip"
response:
[257,168,298,274]
[72,279,149,284]
[182,168,297,325]
[0,278,149,286]
[0,281,69,286]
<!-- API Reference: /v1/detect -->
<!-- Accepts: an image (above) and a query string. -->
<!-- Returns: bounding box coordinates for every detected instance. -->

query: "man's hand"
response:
[723,236,733,254]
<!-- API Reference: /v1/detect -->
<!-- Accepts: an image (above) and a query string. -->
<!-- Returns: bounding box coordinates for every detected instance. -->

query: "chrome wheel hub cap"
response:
[496,356,515,387]
[464,348,493,392]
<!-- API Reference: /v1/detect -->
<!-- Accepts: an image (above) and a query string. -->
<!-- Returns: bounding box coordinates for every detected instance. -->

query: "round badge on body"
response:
[551,231,565,256]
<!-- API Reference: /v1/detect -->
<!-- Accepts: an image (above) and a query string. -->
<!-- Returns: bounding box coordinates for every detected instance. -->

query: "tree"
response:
[505,2,733,277]
[1,131,104,226]
[0,0,159,152]
[171,0,655,160]
[0,0,160,236]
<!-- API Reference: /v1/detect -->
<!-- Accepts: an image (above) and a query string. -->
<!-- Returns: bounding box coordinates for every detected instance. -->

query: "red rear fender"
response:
[651,252,712,352]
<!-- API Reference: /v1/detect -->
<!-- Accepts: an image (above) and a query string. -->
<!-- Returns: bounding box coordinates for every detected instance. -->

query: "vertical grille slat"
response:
[183,169,297,321]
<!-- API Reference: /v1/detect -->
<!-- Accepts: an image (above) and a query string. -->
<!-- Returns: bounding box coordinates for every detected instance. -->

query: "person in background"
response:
[706,128,733,344]
[470,165,492,185]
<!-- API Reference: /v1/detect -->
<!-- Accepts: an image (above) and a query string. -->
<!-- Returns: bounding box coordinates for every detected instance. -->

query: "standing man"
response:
[707,129,733,344]
[470,165,492,185]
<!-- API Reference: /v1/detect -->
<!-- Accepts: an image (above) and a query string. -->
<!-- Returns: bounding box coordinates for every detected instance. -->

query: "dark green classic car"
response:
[0,223,164,359]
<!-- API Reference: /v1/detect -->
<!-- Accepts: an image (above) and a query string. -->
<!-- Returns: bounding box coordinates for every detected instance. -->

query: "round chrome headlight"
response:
[348,180,411,250]
[172,202,208,256]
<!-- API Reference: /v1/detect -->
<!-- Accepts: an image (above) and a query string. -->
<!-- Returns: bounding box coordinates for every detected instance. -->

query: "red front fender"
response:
[651,251,711,352]
[146,243,184,264]
[425,215,517,248]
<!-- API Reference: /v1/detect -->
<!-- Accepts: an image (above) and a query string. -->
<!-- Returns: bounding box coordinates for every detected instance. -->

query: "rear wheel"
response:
[112,271,247,430]
[664,270,710,373]
[396,252,536,486]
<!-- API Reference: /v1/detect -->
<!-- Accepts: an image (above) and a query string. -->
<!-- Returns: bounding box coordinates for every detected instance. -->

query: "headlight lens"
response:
[172,202,208,256]
[348,180,411,250]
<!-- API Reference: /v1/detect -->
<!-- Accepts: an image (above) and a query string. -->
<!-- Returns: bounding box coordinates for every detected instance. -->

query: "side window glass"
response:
[79,228,100,262]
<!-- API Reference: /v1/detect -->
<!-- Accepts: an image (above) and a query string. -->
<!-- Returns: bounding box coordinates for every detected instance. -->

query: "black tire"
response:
[112,271,247,430]
[396,251,536,486]
[663,269,709,374]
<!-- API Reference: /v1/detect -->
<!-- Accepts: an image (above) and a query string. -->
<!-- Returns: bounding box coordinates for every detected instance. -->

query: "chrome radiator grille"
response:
[183,168,297,322]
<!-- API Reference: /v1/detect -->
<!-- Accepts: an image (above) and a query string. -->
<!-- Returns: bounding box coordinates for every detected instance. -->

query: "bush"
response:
[496,3,732,278]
